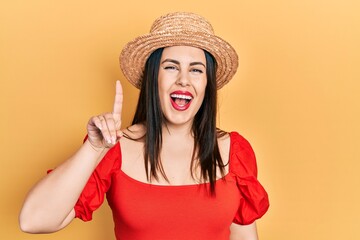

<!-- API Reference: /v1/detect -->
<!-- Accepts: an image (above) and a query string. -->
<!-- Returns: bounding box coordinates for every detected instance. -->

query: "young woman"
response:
[19,12,269,240]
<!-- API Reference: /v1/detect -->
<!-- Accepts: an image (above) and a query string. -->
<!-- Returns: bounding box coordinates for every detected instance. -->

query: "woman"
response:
[19,12,269,239]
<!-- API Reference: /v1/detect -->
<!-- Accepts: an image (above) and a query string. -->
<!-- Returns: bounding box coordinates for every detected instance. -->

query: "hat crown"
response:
[150,12,214,35]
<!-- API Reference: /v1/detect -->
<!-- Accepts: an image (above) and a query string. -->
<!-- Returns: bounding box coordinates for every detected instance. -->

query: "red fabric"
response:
[74,131,269,239]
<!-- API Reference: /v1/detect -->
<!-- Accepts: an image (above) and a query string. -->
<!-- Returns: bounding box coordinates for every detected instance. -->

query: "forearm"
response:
[230,222,258,240]
[19,140,109,233]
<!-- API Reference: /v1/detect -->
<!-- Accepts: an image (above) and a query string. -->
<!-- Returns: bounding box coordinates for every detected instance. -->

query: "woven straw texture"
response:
[120,12,239,89]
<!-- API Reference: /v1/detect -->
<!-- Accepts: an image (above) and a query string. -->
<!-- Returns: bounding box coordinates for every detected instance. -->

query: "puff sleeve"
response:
[230,132,269,225]
[74,142,121,221]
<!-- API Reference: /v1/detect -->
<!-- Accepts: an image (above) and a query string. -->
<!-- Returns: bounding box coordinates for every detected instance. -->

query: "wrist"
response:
[84,139,105,153]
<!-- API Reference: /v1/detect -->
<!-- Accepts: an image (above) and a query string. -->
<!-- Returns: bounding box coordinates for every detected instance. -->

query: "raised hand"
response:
[87,80,123,149]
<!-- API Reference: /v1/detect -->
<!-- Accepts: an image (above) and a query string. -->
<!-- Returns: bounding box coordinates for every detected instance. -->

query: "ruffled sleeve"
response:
[230,132,269,225]
[74,142,121,221]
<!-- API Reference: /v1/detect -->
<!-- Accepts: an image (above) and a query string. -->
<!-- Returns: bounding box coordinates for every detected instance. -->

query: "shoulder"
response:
[217,130,253,154]
[228,131,255,154]
[122,123,146,139]
[217,130,231,164]
[217,130,256,173]
[227,131,258,176]
[119,124,145,169]
[120,124,146,147]
[120,124,145,152]
[229,131,251,143]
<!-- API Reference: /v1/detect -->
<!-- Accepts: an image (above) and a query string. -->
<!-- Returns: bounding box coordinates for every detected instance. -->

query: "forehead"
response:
[161,46,206,63]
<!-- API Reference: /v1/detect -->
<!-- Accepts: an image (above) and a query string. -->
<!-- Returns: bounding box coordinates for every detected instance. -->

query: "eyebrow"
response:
[161,59,206,68]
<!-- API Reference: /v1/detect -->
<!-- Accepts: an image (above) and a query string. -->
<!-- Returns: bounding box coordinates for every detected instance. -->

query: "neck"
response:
[162,121,193,139]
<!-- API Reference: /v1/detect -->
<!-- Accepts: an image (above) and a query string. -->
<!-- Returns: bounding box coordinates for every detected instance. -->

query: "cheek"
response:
[158,85,167,107]
[157,78,171,108]
[195,78,208,96]
[158,71,174,91]
[157,74,166,96]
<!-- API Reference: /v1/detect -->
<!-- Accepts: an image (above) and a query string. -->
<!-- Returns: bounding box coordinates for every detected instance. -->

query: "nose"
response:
[175,70,190,87]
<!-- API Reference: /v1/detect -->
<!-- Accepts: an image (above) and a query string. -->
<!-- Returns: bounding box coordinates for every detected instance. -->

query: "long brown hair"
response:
[131,47,225,194]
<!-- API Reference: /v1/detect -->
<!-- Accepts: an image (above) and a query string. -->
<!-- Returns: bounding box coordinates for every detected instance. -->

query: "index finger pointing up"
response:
[112,80,123,119]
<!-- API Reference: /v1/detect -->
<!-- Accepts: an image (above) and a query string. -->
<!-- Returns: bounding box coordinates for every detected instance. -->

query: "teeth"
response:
[170,94,192,100]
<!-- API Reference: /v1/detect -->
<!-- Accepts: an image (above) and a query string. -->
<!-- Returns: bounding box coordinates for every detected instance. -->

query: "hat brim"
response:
[120,31,238,89]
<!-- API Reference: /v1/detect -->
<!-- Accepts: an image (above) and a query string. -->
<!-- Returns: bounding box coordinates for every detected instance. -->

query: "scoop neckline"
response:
[117,168,232,188]
[117,131,235,188]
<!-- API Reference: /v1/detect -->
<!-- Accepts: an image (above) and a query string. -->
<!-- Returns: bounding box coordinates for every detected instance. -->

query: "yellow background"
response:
[1,0,359,239]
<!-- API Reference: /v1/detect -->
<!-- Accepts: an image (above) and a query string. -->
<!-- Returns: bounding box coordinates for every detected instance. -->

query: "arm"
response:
[230,222,258,240]
[19,81,123,233]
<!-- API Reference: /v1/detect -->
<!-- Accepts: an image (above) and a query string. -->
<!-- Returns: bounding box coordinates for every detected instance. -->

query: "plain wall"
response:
[1,0,359,239]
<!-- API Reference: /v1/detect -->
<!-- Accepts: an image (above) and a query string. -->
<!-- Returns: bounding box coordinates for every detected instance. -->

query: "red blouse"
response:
[74,132,269,240]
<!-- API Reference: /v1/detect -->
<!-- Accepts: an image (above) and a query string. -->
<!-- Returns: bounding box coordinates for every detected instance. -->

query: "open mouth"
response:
[170,92,193,111]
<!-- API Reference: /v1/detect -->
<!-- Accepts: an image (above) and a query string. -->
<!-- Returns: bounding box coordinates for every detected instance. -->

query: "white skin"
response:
[159,46,207,129]
[19,46,258,239]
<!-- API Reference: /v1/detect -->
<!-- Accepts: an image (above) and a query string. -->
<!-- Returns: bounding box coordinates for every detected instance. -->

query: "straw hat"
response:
[119,12,238,89]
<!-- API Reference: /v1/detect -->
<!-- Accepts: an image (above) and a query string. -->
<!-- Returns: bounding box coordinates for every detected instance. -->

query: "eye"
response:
[163,65,179,71]
[190,68,204,74]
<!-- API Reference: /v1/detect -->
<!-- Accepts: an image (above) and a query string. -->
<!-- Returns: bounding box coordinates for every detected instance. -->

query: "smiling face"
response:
[158,46,207,127]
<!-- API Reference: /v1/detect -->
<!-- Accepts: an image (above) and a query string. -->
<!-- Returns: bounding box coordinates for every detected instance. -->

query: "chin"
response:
[163,115,194,127]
